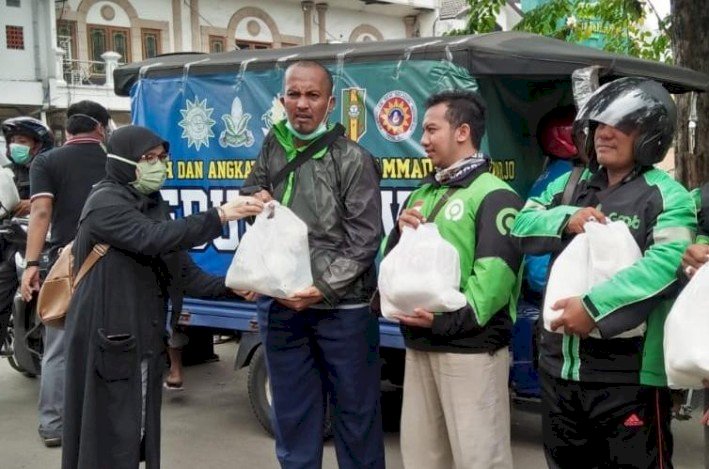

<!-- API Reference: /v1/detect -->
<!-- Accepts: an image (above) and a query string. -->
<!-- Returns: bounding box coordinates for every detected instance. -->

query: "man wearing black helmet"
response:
[512,77,696,468]
[1,116,54,215]
[20,100,110,447]
[0,117,54,354]
[0,115,53,348]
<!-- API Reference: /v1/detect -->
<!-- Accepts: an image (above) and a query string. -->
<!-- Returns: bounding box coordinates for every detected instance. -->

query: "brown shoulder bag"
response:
[37,242,109,328]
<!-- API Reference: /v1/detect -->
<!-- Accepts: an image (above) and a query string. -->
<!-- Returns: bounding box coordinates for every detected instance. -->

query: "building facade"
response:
[0,0,438,140]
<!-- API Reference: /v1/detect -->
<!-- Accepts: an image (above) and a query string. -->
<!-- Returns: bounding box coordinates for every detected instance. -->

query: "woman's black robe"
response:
[61,180,229,469]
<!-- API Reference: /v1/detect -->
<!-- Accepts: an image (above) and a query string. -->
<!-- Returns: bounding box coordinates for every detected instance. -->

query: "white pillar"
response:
[55,47,66,86]
[404,16,417,38]
[302,1,314,45]
[316,3,328,44]
[101,51,122,88]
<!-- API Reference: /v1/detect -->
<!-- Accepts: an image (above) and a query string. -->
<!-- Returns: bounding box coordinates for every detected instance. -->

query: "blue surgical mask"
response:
[9,143,31,165]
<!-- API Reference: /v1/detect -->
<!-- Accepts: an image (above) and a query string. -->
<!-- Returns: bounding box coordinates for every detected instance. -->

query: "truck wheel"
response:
[4,320,37,376]
[247,346,274,436]
[247,345,333,439]
[4,328,25,374]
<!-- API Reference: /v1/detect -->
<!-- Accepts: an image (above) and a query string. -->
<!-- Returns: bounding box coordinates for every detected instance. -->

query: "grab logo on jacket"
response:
[608,212,641,230]
[496,207,519,235]
[444,199,465,222]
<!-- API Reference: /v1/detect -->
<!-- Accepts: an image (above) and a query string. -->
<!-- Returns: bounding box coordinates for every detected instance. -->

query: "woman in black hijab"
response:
[61,126,263,469]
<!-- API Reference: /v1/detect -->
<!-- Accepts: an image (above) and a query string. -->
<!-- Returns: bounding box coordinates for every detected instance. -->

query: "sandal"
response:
[163,379,184,391]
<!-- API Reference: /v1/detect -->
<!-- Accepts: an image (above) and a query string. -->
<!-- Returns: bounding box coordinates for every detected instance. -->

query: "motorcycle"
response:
[0,217,50,377]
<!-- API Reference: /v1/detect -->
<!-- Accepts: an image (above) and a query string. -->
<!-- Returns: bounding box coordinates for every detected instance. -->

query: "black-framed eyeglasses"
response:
[139,152,169,165]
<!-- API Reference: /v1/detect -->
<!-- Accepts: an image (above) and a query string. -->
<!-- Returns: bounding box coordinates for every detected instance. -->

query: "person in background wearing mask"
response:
[62,125,264,469]
[18,101,110,448]
[1,116,54,214]
[0,116,53,368]
[243,61,385,469]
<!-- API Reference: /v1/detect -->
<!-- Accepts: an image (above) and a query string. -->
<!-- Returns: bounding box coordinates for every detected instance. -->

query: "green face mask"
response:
[131,160,168,194]
[285,120,328,141]
[9,143,31,165]
[106,153,168,194]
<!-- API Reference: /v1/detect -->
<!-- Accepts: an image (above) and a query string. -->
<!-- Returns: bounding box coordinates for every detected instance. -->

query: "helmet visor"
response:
[576,79,674,134]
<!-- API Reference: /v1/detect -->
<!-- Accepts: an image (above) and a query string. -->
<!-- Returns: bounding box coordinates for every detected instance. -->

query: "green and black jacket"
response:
[512,167,696,386]
[692,182,709,244]
[385,162,523,353]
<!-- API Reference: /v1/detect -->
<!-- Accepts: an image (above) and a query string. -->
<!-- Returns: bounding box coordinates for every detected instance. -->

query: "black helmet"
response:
[572,77,676,166]
[1,116,54,154]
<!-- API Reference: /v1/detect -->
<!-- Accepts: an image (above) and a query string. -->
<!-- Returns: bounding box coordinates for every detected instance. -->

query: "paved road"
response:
[0,339,705,468]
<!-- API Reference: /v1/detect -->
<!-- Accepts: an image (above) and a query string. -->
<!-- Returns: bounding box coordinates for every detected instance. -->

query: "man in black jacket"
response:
[244,61,385,469]
[21,100,110,447]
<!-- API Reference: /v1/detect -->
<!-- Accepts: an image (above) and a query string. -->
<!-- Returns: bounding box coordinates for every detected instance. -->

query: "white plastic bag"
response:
[586,221,643,285]
[225,201,312,299]
[542,233,589,333]
[378,224,467,321]
[664,264,709,389]
[0,167,19,219]
[543,221,642,336]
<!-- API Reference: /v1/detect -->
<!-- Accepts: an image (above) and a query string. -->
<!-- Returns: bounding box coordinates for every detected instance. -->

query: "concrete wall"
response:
[0,0,37,81]
[86,1,132,27]
[0,0,437,120]
[327,6,404,42]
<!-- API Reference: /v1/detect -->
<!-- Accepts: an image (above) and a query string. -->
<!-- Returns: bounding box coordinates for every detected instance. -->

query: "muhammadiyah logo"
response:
[496,208,519,235]
[342,87,367,143]
[374,90,416,142]
[178,96,216,150]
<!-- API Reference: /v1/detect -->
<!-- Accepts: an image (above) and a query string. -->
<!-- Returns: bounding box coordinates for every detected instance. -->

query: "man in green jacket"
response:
[682,183,709,277]
[512,77,696,468]
[390,90,522,469]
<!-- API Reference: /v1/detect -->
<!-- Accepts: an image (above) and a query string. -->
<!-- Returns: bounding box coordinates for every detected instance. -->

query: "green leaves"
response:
[449,0,671,63]
[446,0,507,35]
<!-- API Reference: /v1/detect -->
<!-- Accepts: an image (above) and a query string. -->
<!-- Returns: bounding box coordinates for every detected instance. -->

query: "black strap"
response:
[269,123,346,193]
[427,187,459,222]
[561,165,584,205]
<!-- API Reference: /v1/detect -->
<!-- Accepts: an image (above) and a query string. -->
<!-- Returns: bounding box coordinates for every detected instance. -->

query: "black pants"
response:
[257,298,385,469]
[0,251,17,348]
[541,371,673,469]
